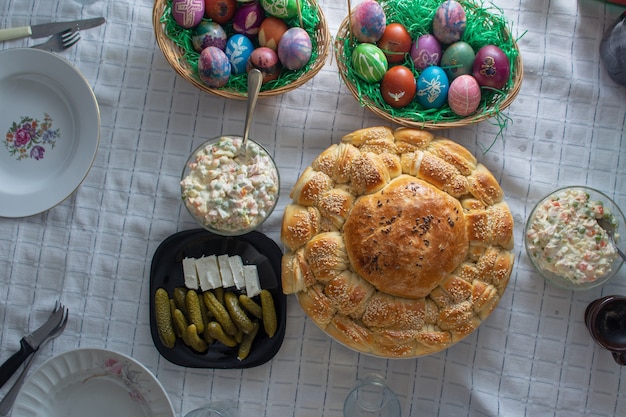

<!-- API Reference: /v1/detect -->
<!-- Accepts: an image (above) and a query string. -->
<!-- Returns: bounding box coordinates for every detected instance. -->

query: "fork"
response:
[0,303,69,416]
[30,28,80,52]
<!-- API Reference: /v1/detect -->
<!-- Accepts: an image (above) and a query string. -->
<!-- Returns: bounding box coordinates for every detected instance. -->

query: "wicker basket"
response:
[334,0,523,130]
[153,0,331,99]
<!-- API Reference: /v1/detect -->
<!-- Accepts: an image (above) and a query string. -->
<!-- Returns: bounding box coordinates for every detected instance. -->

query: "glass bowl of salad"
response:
[524,186,625,290]
[180,136,280,236]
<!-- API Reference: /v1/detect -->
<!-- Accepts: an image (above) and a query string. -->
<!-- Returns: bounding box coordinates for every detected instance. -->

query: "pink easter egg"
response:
[277,27,312,70]
[472,44,510,90]
[350,0,386,43]
[247,47,281,83]
[172,0,205,29]
[447,74,481,116]
[233,1,266,36]
[410,34,442,70]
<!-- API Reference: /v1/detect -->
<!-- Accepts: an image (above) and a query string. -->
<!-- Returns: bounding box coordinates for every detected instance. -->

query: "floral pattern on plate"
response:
[83,357,150,406]
[4,113,60,161]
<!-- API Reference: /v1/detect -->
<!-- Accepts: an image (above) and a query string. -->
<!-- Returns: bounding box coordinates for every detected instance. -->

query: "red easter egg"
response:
[447,74,481,116]
[377,23,412,64]
[380,65,416,108]
[204,0,237,24]
[247,47,281,83]
[472,45,510,90]
[258,17,288,51]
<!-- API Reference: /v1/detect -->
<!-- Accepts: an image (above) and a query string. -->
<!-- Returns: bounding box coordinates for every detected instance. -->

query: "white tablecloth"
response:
[1,0,625,416]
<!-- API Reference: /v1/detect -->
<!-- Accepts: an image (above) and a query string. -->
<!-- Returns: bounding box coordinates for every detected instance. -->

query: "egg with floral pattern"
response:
[233,1,266,36]
[259,17,288,50]
[198,46,231,87]
[472,44,510,90]
[416,65,449,109]
[192,21,227,52]
[260,0,299,19]
[432,0,466,45]
[352,43,388,82]
[172,0,205,29]
[225,34,255,74]
[350,0,386,43]
[410,34,442,70]
[277,27,312,70]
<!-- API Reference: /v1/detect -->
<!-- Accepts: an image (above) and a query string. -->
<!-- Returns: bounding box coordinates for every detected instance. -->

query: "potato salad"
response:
[526,188,618,283]
[181,136,279,233]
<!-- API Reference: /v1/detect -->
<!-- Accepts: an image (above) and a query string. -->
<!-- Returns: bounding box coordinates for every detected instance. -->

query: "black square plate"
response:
[149,229,286,368]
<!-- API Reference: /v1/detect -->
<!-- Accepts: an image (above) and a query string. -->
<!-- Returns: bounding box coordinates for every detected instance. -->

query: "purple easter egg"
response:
[410,34,442,70]
[247,47,281,83]
[350,0,386,43]
[233,1,266,36]
[472,44,510,90]
[198,46,231,88]
[171,0,205,29]
[192,21,227,52]
[432,0,466,45]
[277,27,312,70]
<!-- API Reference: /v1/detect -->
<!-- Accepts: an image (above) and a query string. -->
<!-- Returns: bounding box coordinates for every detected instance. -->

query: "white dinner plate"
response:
[12,348,175,417]
[0,48,100,217]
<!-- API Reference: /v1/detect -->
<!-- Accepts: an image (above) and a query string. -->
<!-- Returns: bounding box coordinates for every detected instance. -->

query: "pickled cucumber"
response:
[173,287,188,315]
[186,324,209,353]
[185,289,204,334]
[260,289,277,338]
[172,308,189,342]
[238,294,263,319]
[225,291,254,334]
[206,321,238,347]
[203,291,238,336]
[237,320,260,361]
[155,288,176,348]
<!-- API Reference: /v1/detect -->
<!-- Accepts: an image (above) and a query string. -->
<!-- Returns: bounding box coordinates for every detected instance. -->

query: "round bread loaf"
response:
[281,126,514,357]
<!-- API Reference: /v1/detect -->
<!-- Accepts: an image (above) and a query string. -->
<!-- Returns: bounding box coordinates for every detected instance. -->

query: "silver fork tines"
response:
[31,28,80,52]
[0,303,69,416]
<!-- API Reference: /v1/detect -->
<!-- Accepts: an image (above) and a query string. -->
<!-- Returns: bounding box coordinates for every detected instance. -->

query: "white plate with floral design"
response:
[0,48,100,217]
[11,348,175,417]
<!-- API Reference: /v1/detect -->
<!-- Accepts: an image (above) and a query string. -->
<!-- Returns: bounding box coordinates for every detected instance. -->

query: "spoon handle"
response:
[241,69,264,155]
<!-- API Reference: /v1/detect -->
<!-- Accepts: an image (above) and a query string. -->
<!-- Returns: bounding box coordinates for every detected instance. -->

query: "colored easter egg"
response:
[441,41,475,80]
[225,34,255,74]
[277,27,312,70]
[410,34,442,70]
[352,43,388,83]
[377,23,412,64]
[247,47,282,83]
[447,74,481,116]
[198,46,231,87]
[192,21,227,52]
[472,44,510,89]
[233,1,266,36]
[350,0,386,43]
[258,17,288,51]
[416,66,449,109]
[432,0,466,45]
[204,0,237,24]
[380,65,416,108]
[260,0,299,19]
[172,0,205,29]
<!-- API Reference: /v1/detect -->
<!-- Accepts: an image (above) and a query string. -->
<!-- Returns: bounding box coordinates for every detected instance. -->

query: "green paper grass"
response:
[160,0,322,93]
[337,0,522,132]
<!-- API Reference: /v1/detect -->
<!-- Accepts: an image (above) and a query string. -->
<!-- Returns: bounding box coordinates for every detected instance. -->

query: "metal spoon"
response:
[597,217,626,262]
[240,69,263,156]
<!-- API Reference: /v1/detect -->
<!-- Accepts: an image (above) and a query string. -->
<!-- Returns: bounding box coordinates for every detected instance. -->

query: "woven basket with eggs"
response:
[153,0,331,99]
[335,0,523,130]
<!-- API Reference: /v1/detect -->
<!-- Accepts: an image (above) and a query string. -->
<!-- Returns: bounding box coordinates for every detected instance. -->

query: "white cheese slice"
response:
[217,254,235,288]
[182,257,199,290]
[195,256,221,291]
[228,255,246,290]
[243,264,261,297]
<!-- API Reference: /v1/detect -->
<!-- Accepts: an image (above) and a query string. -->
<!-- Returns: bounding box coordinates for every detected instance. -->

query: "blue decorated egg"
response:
[225,34,255,74]
[171,0,205,29]
[277,27,312,70]
[260,0,299,19]
[233,1,266,36]
[192,21,227,52]
[416,66,449,109]
[432,0,466,45]
[350,0,386,43]
[441,41,475,80]
[410,34,442,70]
[352,43,388,82]
[198,46,231,88]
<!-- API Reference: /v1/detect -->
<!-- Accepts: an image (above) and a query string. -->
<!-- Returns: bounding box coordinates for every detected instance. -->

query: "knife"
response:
[0,16,105,42]
[0,305,66,389]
